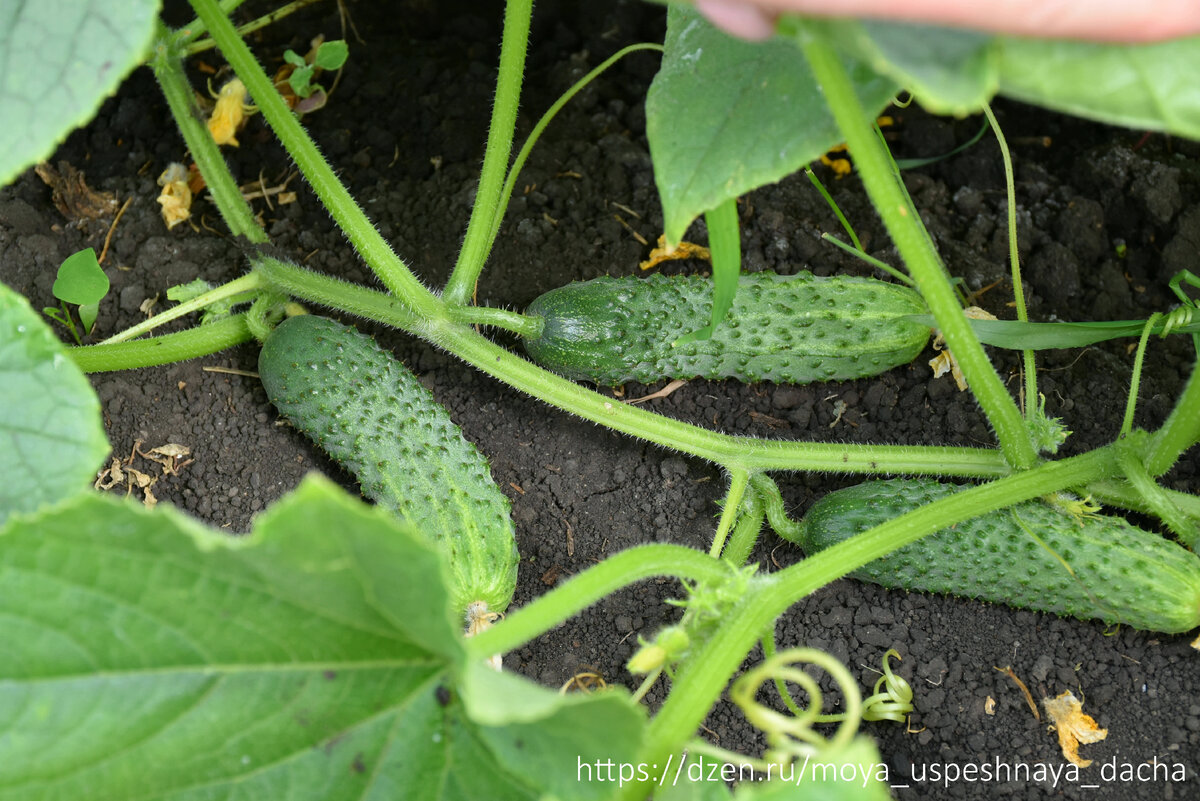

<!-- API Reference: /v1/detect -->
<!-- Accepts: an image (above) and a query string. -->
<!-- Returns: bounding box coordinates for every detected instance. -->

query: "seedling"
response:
[279,37,348,113]
[41,247,108,343]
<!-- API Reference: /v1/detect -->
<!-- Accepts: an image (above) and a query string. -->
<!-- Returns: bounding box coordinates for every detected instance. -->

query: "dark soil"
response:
[2,1,1198,798]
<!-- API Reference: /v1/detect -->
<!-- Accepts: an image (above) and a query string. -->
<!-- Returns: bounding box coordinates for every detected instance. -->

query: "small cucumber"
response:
[522,271,929,384]
[259,314,519,621]
[791,478,1200,634]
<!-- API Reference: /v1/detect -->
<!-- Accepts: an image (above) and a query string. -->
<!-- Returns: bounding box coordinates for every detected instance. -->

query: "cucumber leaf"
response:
[0,476,644,800]
[0,281,108,524]
[996,36,1200,140]
[812,19,999,116]
[646,5,898,245]
[0,0,160,187]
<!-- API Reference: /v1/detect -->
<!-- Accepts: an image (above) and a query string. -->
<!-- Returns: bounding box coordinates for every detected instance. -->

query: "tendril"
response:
[861,649,915,722]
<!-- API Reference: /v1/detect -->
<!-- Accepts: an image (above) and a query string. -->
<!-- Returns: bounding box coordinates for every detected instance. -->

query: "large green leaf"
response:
[0,0,160,186]
[0,477,644,800]
[0,281,108,524]
[817,20,999,116]
[646,6,898,245]
[997,36,1200,140]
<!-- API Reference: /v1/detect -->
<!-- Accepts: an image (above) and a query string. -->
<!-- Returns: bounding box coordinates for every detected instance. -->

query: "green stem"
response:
[255,255,1013,475]
[69,314,254,373]
[463,545,729,659]
[187,0,443,319]
[446,305,542,338]
[983,103,1038,420]
[721,491,764,567]
[1084,478,1200,545]
[794,28,1036,471]
[1116,441,1199,548]
[751,473,803,542]
[183,0,326,55]
[1144,359,1200,476]
[479,43,663,271]
[100,273,263,344]
[151,21,267,244]
[443,0,533,307]
[174,0,246,45]
[709,469,750,557]
[1120,314,1160,437]
[623,449,1112,800]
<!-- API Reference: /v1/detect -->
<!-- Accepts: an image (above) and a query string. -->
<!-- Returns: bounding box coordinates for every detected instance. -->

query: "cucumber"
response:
[792,478,1200,634]
[522,271,929,384]
[258,314,519,621]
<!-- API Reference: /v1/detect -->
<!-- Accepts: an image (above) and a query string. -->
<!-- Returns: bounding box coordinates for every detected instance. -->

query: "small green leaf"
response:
[997,36,1200,140]
[289,64,317,98]
[283,48,307,67]
[0,0,160,187]
[646,6,898,245]
[315,39,349,71]
[0,281,108,523]
[76,301,99,334]
[0,476,644,800]
[51,248,108,307]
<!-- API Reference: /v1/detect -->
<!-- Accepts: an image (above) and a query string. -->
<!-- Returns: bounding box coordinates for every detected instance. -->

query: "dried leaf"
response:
[1043,690,1107,768]
[984,696,996,715]
[34,161,118,222]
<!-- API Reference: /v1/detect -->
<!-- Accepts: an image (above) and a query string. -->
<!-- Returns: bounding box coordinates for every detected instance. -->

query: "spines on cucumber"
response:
[522,271,929,385]
[258,314,519,621]
[791,478,1200,634]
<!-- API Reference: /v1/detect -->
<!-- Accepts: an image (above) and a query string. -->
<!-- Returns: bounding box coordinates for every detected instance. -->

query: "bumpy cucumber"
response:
[792,478,1200,634]
[522,271,929,384]
[259,314,518,620]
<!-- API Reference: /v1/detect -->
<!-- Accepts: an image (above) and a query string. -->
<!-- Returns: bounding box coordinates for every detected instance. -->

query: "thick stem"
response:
[795,30,1037,471]
[255,255,1013,476]
[187,0,444,320]
[150,21,267,244]
[624,449,1112,800]
[69,314,254,373]
[443,0,533,307]
[1145,359,1200,476]
[463,545,729,659]
[721,492,765,567]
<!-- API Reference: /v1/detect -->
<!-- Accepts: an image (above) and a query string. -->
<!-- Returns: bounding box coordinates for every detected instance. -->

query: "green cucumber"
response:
[792,478,1200,634]
[258,314,519,621]
[522,271,929,384]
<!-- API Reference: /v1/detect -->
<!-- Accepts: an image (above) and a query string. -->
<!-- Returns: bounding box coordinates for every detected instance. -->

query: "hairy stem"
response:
[100,273,263,344]
[150,21,267,244]
[187,0,444,319]
[794,27,1037,470]
[70,314,254,373]
[255,255,1013,475]
[463,545,729,659]
[444,0,533,307]
[625,449,1112,800]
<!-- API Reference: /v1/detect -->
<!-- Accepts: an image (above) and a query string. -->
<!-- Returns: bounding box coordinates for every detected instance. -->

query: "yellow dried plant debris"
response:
[929,306,999,390]
[1042,690,1107,768]
[208,78,251,147]
[156,163,192,230]
[639,234,711,271]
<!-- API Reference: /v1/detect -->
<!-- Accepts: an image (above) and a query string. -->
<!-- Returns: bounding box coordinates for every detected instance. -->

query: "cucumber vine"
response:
[12,0,1199,797]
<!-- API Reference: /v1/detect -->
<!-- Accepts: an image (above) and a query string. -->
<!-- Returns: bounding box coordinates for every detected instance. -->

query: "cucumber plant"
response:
[2,1,1200,799]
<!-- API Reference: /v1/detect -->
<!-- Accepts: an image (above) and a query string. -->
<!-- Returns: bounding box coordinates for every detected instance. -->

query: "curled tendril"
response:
[862,649,915,723]
[1159,304,1196,339]
[730,648,863,767]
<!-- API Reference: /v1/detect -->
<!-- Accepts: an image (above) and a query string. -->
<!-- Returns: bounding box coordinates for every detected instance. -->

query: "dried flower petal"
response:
[1043,690,1107,767]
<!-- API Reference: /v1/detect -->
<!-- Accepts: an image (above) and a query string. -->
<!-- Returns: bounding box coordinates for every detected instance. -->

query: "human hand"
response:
[694,0,1200,43]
